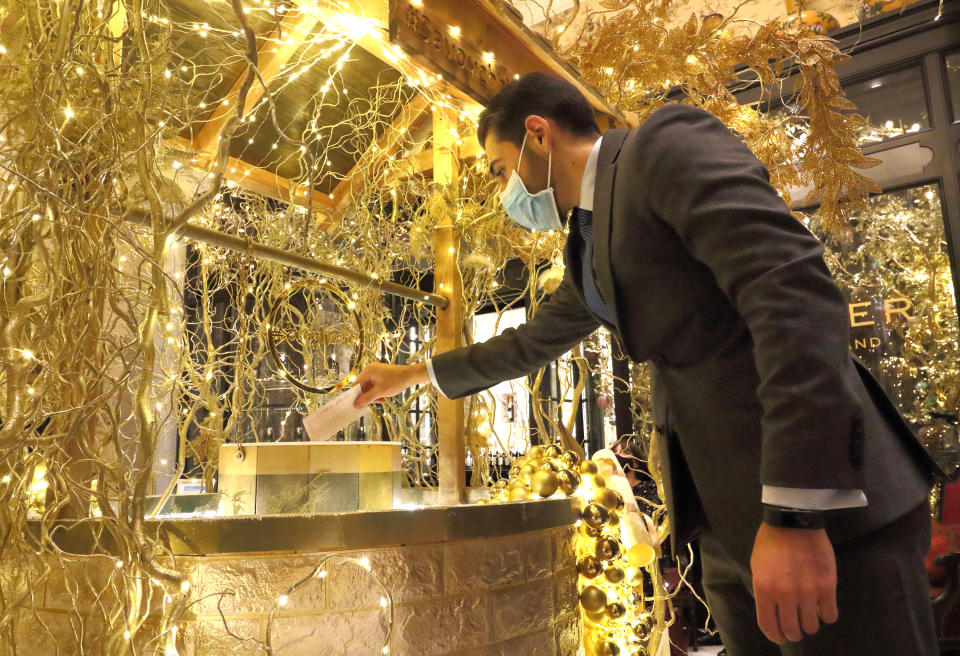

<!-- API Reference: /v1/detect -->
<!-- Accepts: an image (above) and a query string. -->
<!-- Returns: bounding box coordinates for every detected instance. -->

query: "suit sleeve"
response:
[430,275,599,399]
[636,104,865,491]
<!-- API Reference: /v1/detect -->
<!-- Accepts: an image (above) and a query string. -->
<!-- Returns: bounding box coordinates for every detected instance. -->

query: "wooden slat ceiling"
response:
[168,0,282,138]
[168,0,414,198]
[225,48,411,192]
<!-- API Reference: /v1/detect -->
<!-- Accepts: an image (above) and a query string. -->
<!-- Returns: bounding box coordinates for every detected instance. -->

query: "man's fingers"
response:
[798,592,821,635]
[754,592,785,645]
[819,583,839,624]
[353,381,379,408]
[776,601,804,643]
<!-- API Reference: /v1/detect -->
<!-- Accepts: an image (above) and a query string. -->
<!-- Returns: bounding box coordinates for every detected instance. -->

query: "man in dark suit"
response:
[353,73,940,654]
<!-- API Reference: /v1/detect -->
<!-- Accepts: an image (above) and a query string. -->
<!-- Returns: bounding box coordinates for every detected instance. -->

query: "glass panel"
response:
[947,52,960,122]
[472,307,531,457]
[807,184,960,471]
[844,67,930,144]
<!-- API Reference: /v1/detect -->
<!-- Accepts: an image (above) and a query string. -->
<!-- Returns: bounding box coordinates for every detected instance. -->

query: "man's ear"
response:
[523,115,552,154]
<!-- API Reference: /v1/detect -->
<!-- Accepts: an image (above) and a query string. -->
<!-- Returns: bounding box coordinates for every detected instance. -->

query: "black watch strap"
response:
[762,505,826,530]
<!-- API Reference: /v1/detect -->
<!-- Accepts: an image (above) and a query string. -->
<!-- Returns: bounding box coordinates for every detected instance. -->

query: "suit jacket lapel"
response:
[561,217,588,308]
[593,129,628,327]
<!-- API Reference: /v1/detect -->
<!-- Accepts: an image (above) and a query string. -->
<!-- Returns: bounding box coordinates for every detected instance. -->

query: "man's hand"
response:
[750,522,838,645]
[352,362,430,409]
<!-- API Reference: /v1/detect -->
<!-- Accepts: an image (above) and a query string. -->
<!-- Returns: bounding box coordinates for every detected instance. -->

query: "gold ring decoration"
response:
[266,279,365,395]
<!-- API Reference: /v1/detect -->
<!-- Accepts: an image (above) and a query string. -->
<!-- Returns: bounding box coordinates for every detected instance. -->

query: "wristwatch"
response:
[762,505,826,530]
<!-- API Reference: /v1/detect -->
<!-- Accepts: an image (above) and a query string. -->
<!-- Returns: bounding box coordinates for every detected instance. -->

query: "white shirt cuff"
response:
[762,486,868,510]
[424,358,449,399]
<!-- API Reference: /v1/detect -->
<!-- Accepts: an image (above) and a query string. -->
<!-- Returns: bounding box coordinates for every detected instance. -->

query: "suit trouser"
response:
[699,502,937,656]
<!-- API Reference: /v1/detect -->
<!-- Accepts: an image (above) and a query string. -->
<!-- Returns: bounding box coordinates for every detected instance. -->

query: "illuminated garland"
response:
[487,445,673,656]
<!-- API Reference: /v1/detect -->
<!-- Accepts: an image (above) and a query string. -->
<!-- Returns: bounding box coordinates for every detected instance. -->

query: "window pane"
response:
[473,308,531,455]
[808,184,960,470]
[947,52,960,122]
[845,67,930,143]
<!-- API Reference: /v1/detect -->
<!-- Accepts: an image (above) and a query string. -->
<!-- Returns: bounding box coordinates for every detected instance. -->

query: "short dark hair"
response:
[477,72,600,147]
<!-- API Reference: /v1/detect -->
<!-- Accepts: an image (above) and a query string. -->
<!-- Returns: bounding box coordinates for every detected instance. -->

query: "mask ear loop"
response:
[546,140,552,189]
[517,132,528,172]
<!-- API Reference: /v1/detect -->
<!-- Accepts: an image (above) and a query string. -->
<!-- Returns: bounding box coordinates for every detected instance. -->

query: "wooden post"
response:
[432,104,466,505]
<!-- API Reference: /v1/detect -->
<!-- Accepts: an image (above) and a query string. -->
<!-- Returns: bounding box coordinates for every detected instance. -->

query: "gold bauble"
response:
[630,649,650,656]
[531,470,560,497]
[611,490,625,511]
[578,460,599,476]
[519,463,539,483]
[508,466,521,479]
[475,498,490,504]
[632,612,654,640]
[560,450,580,468]
[603,566,625,584]
[594,488,622,511]
[583,474,606,490]
[578,521,603,539]
[526,445,545,461]
[581,502,610,529]
[605,601,627,620]
[626,589,644,606]
[579,585,607,612]
[543,444,563,459]
[540,460,560,473]
[595,536,621,561]
[577,555,603,578]
[585,608,607,624]
[606,512,620,528]
[627,543,657,569]
[514,455,528,469]
[556,469,581,496]
[508,485,531,501]
[493,479,509,490]
[594,640,620,656]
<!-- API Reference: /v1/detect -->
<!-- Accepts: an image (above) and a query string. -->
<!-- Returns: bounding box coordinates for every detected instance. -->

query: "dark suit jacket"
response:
[432,103,938,564]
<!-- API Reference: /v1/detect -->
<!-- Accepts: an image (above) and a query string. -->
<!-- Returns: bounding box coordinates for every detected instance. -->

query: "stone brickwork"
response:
[16,525,579,656]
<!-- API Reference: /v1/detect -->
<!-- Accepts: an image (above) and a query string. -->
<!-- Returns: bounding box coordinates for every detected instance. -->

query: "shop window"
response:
[845,67,930,143]
[807,184,960,467]
[472,308,531,455]
[946,52,960,122]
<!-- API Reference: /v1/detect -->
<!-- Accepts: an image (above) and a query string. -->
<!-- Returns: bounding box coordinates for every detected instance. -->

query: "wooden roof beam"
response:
[390,131,483,182]
[330,93,432,213]
[169,137,334,210]
[192,7,323,157]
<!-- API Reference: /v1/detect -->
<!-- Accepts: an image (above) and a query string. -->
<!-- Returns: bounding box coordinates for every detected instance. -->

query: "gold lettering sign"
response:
[389,0,511,102]
[848,296,912,350]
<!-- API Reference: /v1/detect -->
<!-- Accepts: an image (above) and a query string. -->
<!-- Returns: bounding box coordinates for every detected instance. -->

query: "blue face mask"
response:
[499,133,562,232]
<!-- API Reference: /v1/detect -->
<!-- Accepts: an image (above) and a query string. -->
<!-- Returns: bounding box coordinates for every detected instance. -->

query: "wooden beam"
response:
[108,0,126,69]
[391,130,483,181]
[331,94,431,213]
[432,104,466,506]
[193,8,323,156]
[388,0,623,123]
[168,137,333,210]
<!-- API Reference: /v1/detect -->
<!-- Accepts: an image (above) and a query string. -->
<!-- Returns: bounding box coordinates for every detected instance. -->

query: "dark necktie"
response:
[571,207,615,325]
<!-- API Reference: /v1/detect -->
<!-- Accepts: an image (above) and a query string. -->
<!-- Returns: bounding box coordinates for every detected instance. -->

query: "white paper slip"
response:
[302,386,369,442]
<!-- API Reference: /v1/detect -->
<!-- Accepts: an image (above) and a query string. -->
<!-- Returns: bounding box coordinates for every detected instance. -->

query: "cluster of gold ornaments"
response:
[486,446,660,656]
[486,444,581,502]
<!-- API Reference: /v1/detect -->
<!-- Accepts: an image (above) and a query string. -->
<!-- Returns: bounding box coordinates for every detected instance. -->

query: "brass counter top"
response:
[32,497,579,556]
